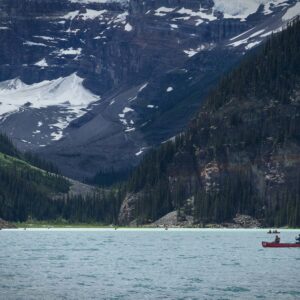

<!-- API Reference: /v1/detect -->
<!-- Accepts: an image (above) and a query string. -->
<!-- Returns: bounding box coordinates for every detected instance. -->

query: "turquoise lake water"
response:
[0,229,299,299]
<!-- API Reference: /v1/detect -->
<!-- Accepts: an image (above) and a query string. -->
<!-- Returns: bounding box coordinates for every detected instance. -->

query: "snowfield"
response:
[282,2,300,21]
[150,0,295,23]
[0,73,100,140]
[214,0,290,21]
[0,73,99,117]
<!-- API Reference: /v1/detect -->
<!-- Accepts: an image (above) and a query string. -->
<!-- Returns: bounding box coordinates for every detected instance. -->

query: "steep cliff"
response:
[120,19,300,227]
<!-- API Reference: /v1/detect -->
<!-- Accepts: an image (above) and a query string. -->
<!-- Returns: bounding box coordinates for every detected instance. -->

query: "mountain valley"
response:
[0,0,299,179]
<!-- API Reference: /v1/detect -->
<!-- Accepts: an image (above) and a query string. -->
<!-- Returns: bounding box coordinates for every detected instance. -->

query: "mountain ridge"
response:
[0,0,298,179]
[118,18,300,227]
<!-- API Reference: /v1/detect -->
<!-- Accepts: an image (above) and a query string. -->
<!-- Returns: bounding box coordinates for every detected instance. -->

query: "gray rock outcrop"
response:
[0,218,16,229]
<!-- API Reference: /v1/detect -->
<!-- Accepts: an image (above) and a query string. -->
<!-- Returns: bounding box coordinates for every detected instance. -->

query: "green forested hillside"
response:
[121,19,300,227]
[0,134,70,221]
[0,133,124,224]
[1,20,300,227]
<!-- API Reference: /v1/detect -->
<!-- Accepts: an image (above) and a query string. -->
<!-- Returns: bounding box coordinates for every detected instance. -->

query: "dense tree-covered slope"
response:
[0,133,123,223]
[2,20,300,227]
[0,133,70,221]
[119,19,300,227]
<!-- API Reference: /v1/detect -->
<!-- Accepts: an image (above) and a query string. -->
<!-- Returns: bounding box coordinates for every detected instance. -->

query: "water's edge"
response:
[2,228,299,232]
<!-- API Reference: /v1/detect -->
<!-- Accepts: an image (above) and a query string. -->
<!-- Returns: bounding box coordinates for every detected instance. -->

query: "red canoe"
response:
[262,242,300,248]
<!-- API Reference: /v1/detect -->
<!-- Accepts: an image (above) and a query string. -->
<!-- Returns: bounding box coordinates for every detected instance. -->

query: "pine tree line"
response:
[120,19,300,227]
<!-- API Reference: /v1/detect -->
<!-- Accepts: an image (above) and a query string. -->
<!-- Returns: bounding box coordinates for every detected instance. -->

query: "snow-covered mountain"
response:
[0,73,99,142]
[0,0,299,179]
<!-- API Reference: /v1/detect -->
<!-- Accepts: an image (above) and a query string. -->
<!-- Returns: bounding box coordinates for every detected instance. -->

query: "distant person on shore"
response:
[296,234,300,244]
[268,229,272,234]
[274,235,280,244]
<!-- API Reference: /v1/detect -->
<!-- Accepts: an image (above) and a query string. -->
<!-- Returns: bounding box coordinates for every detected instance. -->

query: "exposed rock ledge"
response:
[151,211,193,227]
[149,212,261,228]
[0,218,16,229]
[118,193,140,226]
[232,214,262,228]
[118,195,262,228]
[207,214,262,229]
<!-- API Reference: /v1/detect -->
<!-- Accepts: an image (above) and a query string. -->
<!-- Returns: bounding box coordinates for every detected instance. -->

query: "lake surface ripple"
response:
[0,229,299,299]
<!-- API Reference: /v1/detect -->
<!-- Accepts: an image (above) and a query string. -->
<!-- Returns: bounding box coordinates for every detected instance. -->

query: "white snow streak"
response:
[0,73,100,140]
[282,2,300,21]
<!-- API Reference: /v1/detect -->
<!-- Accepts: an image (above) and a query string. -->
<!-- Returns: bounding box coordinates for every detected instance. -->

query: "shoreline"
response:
[0,220,298,230]
[3,224,300,231]
[2,228,300,233]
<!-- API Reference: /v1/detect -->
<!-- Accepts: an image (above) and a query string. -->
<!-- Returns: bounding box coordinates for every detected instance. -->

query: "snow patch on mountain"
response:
[150,1,291,24]
[227,5,297,52]
[260,27,282,37]
[214,0,289,21]
[154,6,216,24]
[229,29,265,47]
[184,49,198,57]
[135,147,148,156]
[56,48,82,56]
[34,58,48,67]
[23,41,47,47]
[114,12,128,24]
[80,9,108,20]
[124,23,133,31]
[119,107,135,132]
[63,9,107,20]
[138,83,148,93]
[135,149,143,156]
[155,7,175,17]
[123,107,134,114]
[282,2,300,20]
[263,0,289,15]
[0,73,100,140]
[176,8,217,22]
[183,45,212,57]
[50,115,77,141]
[68,0,127,3]
[245,41,262,49]
[34,36,55,41]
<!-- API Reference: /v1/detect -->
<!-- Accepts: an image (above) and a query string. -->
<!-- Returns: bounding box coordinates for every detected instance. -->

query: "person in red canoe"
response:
[296,234,300,244]
[274,235,280,244]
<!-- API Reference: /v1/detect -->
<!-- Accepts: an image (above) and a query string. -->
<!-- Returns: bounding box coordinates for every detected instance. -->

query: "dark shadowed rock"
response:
[118,193,139,225]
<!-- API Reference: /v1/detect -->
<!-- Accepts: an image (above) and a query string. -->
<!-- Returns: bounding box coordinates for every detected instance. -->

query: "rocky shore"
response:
[146,212,262,229]
[206,214,262,229]
[0,218,16,229]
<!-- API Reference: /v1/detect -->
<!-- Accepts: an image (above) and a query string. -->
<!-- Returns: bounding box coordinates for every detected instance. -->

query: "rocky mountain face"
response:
[0,0,299,179]
[119,20,300,227]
